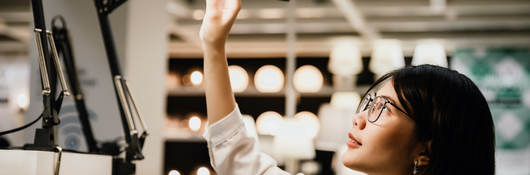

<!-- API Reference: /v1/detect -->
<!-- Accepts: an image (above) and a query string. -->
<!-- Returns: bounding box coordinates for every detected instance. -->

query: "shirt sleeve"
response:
[203,105,290,175]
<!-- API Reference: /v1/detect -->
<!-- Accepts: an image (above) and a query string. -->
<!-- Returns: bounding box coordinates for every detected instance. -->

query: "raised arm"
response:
[200,0,241,124]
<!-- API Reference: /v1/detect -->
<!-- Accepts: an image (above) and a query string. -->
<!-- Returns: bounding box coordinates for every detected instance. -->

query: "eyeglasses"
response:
[356,93,409,123]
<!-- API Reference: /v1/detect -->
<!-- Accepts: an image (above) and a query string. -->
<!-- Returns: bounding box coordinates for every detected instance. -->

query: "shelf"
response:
[167,85,370,97]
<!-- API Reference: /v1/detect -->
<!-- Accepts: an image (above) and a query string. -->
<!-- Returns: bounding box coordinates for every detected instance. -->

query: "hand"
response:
[199,0,241,45]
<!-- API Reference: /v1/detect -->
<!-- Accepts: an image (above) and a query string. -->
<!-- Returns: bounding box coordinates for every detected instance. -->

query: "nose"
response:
[353,112,367,130]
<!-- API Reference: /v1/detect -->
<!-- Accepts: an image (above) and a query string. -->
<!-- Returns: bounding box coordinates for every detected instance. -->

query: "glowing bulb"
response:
[228,65,249,92]
[188,116,202,132]
[295,111,320,139]
[254,65,284,93]
[294,65,324,93]
[16,93,29,110]
[190,70,203,86]
[168,170,181,175]
[256,111,283,135]
[197,167,210,175]
[412,41,447,67]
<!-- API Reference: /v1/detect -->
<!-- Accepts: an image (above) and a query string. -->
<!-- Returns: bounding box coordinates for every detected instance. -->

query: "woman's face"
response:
[342,81,423,174]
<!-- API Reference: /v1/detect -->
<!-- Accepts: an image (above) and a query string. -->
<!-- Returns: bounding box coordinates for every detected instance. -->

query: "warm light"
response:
[168,170,181,175]
[294,65,324,93]
[256,111,283,135]
[190,70,203,86]
[197,167,210,175]
[16,93,29,110]
[274,117,316,159]
[254,65,284,93]
[330,92,361,111]
[228,65,249,92]
[192,10,205,20]
[370,39,405,78]
[294,111,320,139]
[188,116,202,132]
[412,41,447,67]
[329,40,362,76]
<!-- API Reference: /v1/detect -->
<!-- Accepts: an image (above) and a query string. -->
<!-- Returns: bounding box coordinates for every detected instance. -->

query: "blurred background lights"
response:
[197,167,210,175]
[190,70,203,86]
[329,40,362,76]
[168,170,181,175]
[370,39,405,78]
[188,115,202,132]
[293,65,324,93]
[412,41,448,67]
[254,65,284,93]
[256,111,283,135]
[294,111,320,139]
[330,91,361,110]
[228,65,249,92]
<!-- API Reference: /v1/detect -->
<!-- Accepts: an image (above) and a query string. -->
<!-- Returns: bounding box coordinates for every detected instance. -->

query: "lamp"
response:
[228,65,249,92]
[412,41,447,67]
[329,40,363,76]
[256,111,283,136]
[254,65,284,93]
[293,65,324,93]
[370,39,405,79]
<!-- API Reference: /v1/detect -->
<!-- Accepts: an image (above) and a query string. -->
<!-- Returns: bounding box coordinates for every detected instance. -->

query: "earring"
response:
[413,160,419,175]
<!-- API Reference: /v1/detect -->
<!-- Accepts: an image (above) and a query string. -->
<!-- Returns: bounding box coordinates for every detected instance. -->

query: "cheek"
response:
[364,123,417,163]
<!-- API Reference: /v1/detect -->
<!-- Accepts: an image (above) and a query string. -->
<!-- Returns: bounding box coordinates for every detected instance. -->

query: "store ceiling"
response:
[1,0,530,57]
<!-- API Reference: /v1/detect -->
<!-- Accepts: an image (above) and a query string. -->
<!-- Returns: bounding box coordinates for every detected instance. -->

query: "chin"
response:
[341,149,369,172]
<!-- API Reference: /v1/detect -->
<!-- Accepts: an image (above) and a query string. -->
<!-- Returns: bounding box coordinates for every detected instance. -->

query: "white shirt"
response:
[203,105,290,175]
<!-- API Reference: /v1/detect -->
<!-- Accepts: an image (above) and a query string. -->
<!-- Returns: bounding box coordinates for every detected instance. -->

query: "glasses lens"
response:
[368,97,386,122]
[356,94,372,113]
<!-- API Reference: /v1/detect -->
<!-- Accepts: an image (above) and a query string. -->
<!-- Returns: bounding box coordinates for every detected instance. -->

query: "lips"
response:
[347,133,362,148]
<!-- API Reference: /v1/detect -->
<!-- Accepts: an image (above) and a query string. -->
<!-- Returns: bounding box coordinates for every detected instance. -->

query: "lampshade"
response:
[293,65,324,93]
[168,170,181,175]
[254,65,284,93]
[370,39,405,78]
[196,167,210,175]
[273,117,316,159]
[330,91,361,112]
[242,114,258,138]
[315,104,354,151]
[294,111,320,139]
[228,65,249,92]
[412,41,448,67]
[329,40,363,76]
[256,111,283,135]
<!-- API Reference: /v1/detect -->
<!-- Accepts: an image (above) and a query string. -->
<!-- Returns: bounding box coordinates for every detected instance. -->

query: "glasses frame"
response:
[356,93,410,123]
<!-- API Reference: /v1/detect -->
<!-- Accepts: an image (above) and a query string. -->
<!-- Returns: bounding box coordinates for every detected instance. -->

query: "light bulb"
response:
[329,40,362,76]
[197,167,210,175]
[256,111,283,135]
[370,39,405,78]
[188,116,202,132]
[294,111,320,139]
[294,65,324,93]
[254,65,284,93]
[16,93,29,110]
[190,70,203,86]
[168,170,181,175]
[228,65,249,92]
[330,92,361,110]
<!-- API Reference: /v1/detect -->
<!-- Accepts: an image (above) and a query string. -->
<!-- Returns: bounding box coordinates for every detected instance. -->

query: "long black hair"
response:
[364,64,495,175]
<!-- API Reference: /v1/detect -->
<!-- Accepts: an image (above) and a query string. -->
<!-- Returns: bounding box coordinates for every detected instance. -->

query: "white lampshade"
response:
[273,118,316,159]
[168,170,181,175]
[293,65,324,93]
[228,65,249,92]
[315,104,354,151]
[412,41,448,67]
[294,111,320,139]
[329,41,363,76]
[254,65,285,93]
[370,39,405,78]
[330,91,361,111]
[190,70,203,86]
[256,111,283,135]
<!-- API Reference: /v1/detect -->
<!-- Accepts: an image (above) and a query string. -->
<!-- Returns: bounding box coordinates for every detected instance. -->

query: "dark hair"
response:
[364,64,495,175]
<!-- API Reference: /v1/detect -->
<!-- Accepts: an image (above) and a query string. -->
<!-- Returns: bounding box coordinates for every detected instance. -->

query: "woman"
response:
[199,0,496,174]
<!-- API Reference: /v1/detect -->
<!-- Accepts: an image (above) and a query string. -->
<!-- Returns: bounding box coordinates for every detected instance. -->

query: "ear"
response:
[415,140,432,166]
